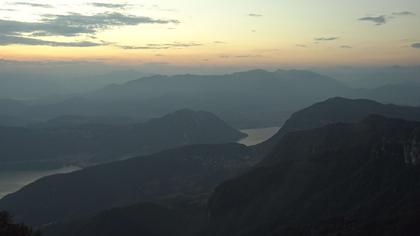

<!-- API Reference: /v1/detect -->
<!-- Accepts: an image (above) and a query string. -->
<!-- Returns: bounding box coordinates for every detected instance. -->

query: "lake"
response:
[238,127,280,146]
[0,166,80,199]
[0,127,280,199]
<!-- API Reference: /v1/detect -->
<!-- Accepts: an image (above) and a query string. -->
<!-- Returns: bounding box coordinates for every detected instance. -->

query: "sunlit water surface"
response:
[0,166,80,199]
[238,127,280,146]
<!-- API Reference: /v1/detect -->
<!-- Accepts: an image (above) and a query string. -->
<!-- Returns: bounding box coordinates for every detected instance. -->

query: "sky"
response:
[0,0,420,68]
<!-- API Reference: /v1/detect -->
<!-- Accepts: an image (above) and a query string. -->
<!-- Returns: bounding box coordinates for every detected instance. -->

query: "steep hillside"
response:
[208,116,420,236]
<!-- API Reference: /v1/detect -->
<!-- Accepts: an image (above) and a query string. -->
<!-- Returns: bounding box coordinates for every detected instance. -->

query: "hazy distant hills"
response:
[207,115,420,236]
[0,74,64,99]
[32,115,145,128]
[0,109,246,164]
[319,65,420,88]
[257,97,420,154]
[0,70,151,100]
[0,69,350,128]
[0,143,254,226]
[1,69,419,129]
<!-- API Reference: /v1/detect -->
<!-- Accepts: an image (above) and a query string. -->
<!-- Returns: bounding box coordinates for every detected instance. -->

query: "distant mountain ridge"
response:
[2,69,420,129]
[0,69,349,128]
[256,97,420,154]
[0,109,245,164]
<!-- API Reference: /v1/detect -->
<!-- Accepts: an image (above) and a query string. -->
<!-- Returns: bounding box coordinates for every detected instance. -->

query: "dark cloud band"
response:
[314,37,339,41]
[90,2,130,9]
[118,42,203,50]
[12,2,52,8]
[0,34,100,47]
[0,12,179,47]
[358,16,387,25]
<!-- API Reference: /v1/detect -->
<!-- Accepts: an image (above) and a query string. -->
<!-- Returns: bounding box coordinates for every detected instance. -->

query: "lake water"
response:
[0,166,80,199]
[238,127,280,146]
[0,128,279,199]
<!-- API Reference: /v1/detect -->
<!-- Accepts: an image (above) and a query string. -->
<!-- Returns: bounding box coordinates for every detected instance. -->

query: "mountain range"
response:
[0,109,245,165]
[2,97,420,236]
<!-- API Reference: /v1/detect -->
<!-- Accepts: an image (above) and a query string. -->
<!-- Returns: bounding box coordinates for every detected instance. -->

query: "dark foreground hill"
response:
[208,115,420,236]
[0,144,254,226]
[43,202,206,236]
[0,211,40,236]
[0,109,246,164]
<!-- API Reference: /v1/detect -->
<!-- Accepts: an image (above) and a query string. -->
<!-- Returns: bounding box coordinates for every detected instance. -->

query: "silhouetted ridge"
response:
[207,116,420,236]
[256,97,420,155]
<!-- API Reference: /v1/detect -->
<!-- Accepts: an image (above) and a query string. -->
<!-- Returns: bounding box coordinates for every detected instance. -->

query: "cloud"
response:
[11,2,52,8]
[235,54,262,58]
[0,34,100,47]
[296,44,307,48]
[90,2,130,9]
[314,37,339,41]
[412,43,420,48]
[213,41,226,44]
[340,45,352,49]
[117,42,203,50]
[358,15,387,25]
[248,13,262,17]
[392,11,416,16]
[0,12,179,47]
[219,54,262,58]
[0,11,179,48]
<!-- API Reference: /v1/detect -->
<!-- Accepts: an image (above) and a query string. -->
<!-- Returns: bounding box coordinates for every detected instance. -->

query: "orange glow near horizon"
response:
[0,0,419,67]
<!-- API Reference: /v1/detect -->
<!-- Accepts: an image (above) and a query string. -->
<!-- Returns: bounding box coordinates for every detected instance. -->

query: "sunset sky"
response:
[0,0,419,67]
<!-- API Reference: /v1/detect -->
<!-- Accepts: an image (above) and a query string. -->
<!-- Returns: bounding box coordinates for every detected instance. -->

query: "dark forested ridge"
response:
[256,97,420,155]
[0,109,245,164]
[42,203,206,236]
[0,211,40,236]
[0,143,254,226]
[207,115,420,236]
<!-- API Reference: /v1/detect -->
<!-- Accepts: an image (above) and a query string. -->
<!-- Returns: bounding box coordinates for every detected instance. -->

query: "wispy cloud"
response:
[359,11,415,26]
[219,54,262,58]
[392,11,416,16]
[248,13,262,17]
[340,45,352,49]
[90,2,130,9]
[314,37,339,41]
[358,15,387,25]
[0,12,179,47]
[11,2,52,8]
[296,44,307,48]
[117,42,202,50]
[235,54,262,58]
[0,12,179,37]
[412,43,420,48]
[0,34,100,47]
